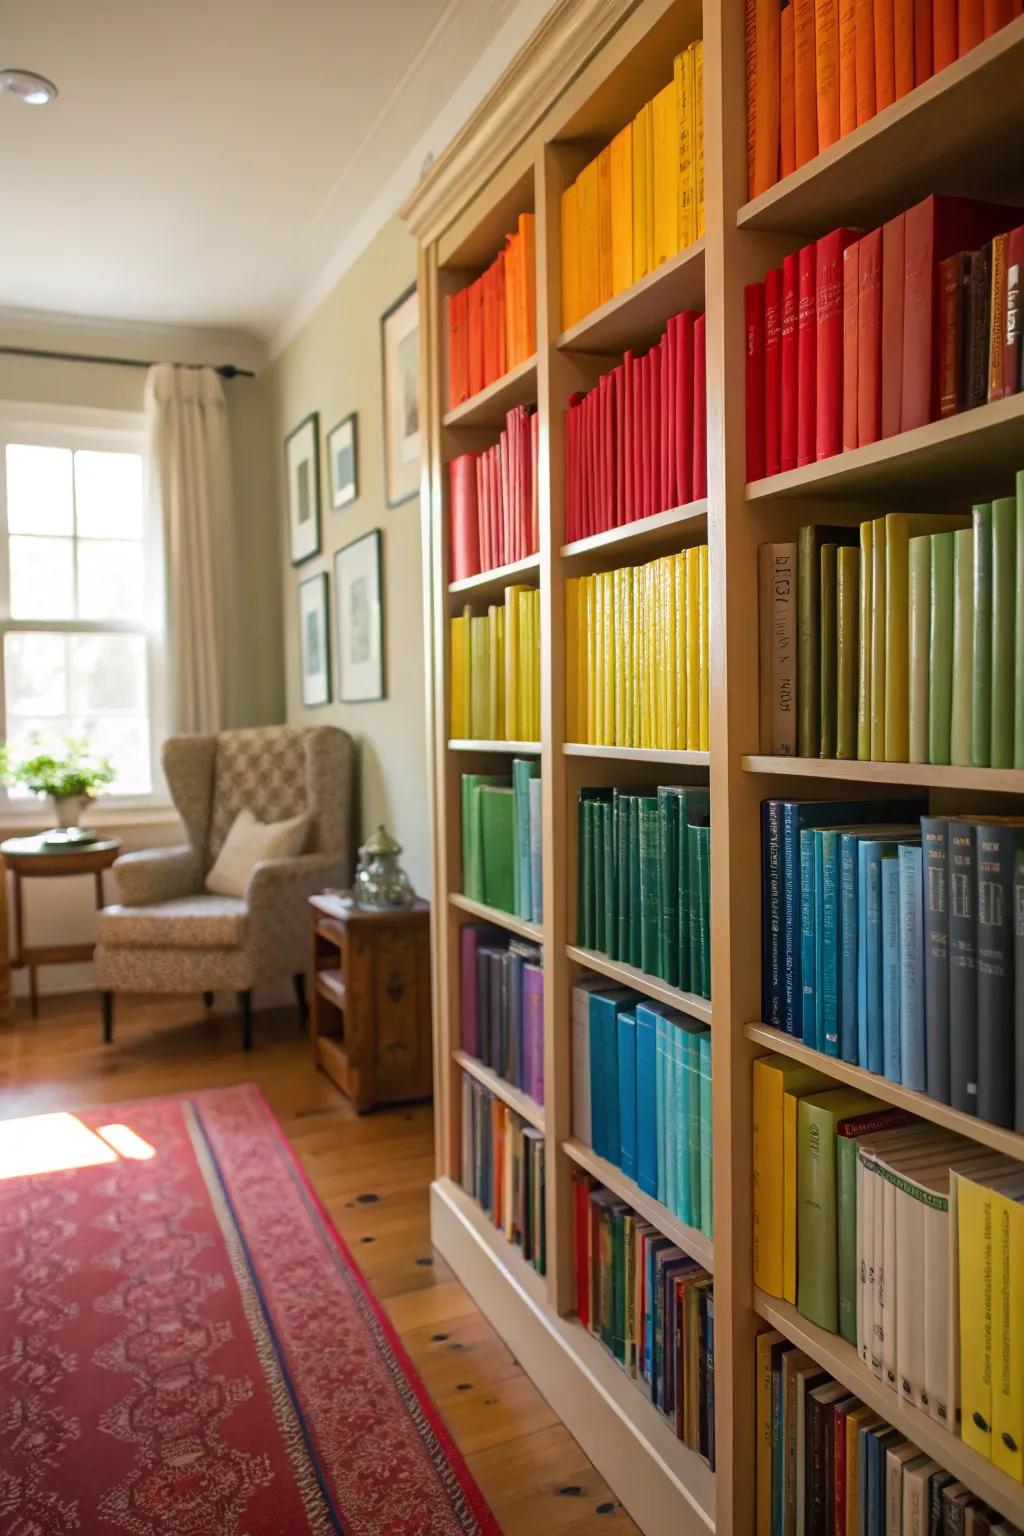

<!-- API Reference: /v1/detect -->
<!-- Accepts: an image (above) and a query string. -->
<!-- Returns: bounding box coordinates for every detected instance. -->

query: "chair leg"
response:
[101,992,114,1045]
[203,991,214,1008]
[238,991,253,1052]
[293,972,308,1031]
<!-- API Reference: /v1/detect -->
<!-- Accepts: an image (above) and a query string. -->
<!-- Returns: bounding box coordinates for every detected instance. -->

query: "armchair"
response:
[94,725,354,1049]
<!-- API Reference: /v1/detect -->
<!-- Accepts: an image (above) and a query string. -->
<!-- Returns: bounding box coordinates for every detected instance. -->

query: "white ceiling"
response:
[0,0,535,349]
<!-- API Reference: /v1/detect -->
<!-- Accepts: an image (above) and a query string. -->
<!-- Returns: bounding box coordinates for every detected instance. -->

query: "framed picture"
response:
[298,571,331,707]
[334,530,383,702]
[327,412,358,510]
[380,284,420,507]
[285,413,321,564]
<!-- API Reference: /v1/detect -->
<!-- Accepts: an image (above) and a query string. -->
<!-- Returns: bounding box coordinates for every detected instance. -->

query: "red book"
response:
[816,228,858,460]
[623,352,636,523]
[632,350,644,522]
[611,368,624,528]
[1003,225,1024,398]
[780,252,800,471]
[603,374,615,531]
[797,242,818,467]
[933,0,958,65]
[477,448,489,569]
[675,314,696,505]
[857,228,883,445]
[937,253,967,415]
[745,282,767,481]
[958,0,983,50]
[901,194,1024,431]
[983,0,1013,32]
[765,269,784,476]
[663,334,676,512]
[498,437,509,566]
[467,277,484,398]
[530,410,539,550]
[873,0,896,109]
[914,0,934,81]
[693,315,708,500]
[644,348,656,520]
[881,213,906,437]
[565,397,578,543]
[583,390,595,538]
[842,243,860,451]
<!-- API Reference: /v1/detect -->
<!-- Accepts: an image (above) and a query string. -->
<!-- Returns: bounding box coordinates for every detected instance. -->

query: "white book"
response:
[882,1171,898,1391]
[857,1150,872,1366]
[902,1458,941,1536]
[886,1444,924,1536]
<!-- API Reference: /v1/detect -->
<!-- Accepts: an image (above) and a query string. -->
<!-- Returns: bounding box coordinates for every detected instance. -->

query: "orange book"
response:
[597,147,613,308]
[894,0,916,93]
[839,0,858,134]
[748,0,782,196]
[958,0,983,50]
[933,0,958,65]
[746,0,758,192]
[873,0,895,108]
[815,0,840,151]
[561,183,581,332]
[520,213,537,358]
[609,123,633,298]
[781,1,797,177]
[576,158,600,321]
[983,0,1013,30]
[913,0,934,82]
[504,232,521,369]
[855,0,876,122]
[794,0,819,167]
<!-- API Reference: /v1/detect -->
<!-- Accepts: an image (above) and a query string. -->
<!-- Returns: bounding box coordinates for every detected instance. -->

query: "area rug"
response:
[0,1083,500,1535]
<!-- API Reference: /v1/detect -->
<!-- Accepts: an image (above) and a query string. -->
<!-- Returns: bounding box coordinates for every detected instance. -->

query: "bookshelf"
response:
[404,0,1024,1531]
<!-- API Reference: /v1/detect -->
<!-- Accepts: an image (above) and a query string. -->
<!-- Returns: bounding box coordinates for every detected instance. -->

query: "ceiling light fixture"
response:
[0,69,58,106]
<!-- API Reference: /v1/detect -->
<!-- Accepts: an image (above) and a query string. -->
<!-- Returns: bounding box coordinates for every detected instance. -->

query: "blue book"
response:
[868,1428,900,1536]
[800,827,818,1048]
[617,1010,638,1179]
[588,989,633,1161]
[858,840,896,1074]
[698,1029,712,1238]
[663,1015,678,1214]
[655,1012,669,1204]
[839,832,861,1063]
[635,1004,659,1197]
[512,758,539,919]
[881,851,903,1083]
[683,1024,703,1229]
[644,1235,672,1382]
[771,1351,785,1536]
[858,1425,872,1536]
[762,800,784,1028]
[820,830,842,1056]
[898,843,926,1091]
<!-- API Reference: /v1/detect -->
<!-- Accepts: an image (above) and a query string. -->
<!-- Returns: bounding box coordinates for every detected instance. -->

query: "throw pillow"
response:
[205,806,309,898]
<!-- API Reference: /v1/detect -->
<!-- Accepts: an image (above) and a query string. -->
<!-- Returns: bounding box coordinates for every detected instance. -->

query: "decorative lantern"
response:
[353,825,415,910]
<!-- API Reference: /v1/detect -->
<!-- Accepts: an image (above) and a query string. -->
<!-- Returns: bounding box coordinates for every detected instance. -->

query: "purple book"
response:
[523,962,544,1104]
[459,924,501,1056]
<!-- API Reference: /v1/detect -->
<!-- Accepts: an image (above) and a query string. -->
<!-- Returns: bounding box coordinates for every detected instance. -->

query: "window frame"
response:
[0,401,168,814]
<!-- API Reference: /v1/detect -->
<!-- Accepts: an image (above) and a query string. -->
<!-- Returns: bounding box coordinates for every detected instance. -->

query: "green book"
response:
[616,793,633,961]
[990,495,1016,768]
[870,516,887,761]
[950,527,974,767]
[798,524,859,758]
[578,789,612,947]
[469,615,489,738]
[629,798,642,968]
[836,546,859,761]
[512,758,540,919]
[638,797,660,975]
[461,773,508,900]
[819,543,838,758]
[693,821,711,1000]
[593,800,606,952]
[678,801,691,993]
[796,1087,882,1333]
[971,502,993,768]
[928,532,954,766]
[907,534,930,765]
[658,787,681,985]
[602,800,617,960]
[479,785,515,913]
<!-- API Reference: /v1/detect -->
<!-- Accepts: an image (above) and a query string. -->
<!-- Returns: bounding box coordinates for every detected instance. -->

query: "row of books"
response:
[565,548,710,750]
[572,1170,715,1461]
[447,213,536,409]
[758,497,1024,769]
[762,799,1024,1129]
[460,762,541,921]
[460,1073,546,1274]
[572,977,713,1236]
[755,1328,1024,1536]
[448,407,539,582]
[564,310,707,544]
[449,586,540,742]
[576,785,711,999]
[745,0,1020,199]
[459,927,544,1105]
[744,195,1024,480]
[560,40,704,332]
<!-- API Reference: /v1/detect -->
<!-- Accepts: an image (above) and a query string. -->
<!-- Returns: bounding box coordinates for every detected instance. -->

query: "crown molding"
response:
[400,0,638,246]
[0,306,268,375]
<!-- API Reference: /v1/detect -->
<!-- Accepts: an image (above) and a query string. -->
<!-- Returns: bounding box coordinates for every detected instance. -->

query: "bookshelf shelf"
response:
[448,892,542,942]
[567,945,712,1026]
[557,240,706,356]
[561,500,709,566]
[448,553,540,599]
[745,1023,1024,1163]
[564,744,711,767]
[564,1137,714,1270]
[741,754,1024,794]
[753,1290,1024,1527]
[447,738,541,754]
[737,15,1024,235]
[453,1048,546,1131]
[442,354,538,429]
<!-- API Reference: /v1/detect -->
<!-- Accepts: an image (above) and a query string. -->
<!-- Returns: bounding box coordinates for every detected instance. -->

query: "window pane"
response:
[4,632,68,716]
[10,535,74,618]
[72,715,151,795]
[69,632,146,715]
[74,451,143,539]
[77,539,143,620]
[5,444,73,535]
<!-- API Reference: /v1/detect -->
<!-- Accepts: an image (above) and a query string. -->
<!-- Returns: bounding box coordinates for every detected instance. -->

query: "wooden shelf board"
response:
[314,968,346,1010]
[745,1023,1024,1162]
[557,242,706,356]
[753,1290,1024,1528]
[746,393,1024,503]
[561,501,708,565]
[442,355,537,428]
[447,738,541,754]
[737,16,1024,235]
[742,754,1024,793]
[448,891,543,942]
[453,1048,546,1131]
[565,744,711,767]
[564,1138,714,1271]
[567,945,712,1026]
[448,553,540,598]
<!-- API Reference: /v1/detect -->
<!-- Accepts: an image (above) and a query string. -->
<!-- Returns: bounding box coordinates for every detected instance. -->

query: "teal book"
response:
[655,1012,668,1204]
[698,1029,713,1238]
[602,800,617,960]
[480,785,516,912]
[929,532,955,767]
[898,843,925,1091]
[638,797,660,975]
[881,850,902,1083]
[577,788,611,946]
[800,827,817,1050]
[972,503,993,768]
[593,801,606,953]
[629,797,642,968]
[820,828,842,1058]
[683,1022,703,1229]
[1017,472,1024,768]
[677,798,691,993]
[657,1012,673,1209]
[512,758,540,920]
[839,831,861,1064]
[462,773,508,900]
[692,821,711,999]
[616,793,633,961]
[858,838,889,1073]
[990,495,1016,768]
[670,1020,685,1220]
[658,787,681,985]
[617,1010,638,1179]
[589,989,634,1162]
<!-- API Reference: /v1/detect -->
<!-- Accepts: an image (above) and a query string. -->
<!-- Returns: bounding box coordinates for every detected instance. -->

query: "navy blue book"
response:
[922,815,952,1105]
[948,819,979,1114]
[976,823,1022,1128]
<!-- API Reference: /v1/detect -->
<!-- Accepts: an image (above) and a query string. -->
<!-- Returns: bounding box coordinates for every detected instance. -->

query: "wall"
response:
[269,216,430,896]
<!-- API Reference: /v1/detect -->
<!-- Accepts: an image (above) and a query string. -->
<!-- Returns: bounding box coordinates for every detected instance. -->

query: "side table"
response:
[1,834,122,1017]
[309,893,432,1112]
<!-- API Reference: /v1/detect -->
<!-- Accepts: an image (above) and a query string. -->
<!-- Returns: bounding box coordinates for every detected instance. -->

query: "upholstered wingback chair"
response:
[94,725,354,1050]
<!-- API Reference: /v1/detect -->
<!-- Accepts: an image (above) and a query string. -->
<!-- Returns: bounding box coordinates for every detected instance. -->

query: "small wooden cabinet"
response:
[309,893,432,1113]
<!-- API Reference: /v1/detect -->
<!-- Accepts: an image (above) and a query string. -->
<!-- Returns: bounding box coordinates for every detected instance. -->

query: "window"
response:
[0,407,164,805]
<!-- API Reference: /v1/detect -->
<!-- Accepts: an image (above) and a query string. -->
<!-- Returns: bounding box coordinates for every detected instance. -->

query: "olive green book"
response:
[972,502,993,768]
[836,546,860,760]
[950,528,974,767]
[798,524,859,758]
[908,534,931,764]
[638,796,660,975]
[819,544,838,757]
[883,512,970,761]
[990,495,1016,768]
[1017,472,1024,768]
[928,532,955,767]
[857,520,873,760]
[796,1087,882,1333]
[870,516,887,760]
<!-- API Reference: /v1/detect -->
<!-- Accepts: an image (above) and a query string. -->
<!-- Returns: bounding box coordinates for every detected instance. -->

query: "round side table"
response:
[1,834,122,1018]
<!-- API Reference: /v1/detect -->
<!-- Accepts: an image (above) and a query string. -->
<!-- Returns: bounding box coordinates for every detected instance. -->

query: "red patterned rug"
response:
[0,1083,500,1535]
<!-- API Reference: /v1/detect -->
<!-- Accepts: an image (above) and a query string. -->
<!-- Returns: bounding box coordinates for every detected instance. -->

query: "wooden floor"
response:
[0,990,640,1536]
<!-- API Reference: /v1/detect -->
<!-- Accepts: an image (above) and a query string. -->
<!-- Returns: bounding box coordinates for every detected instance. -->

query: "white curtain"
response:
[145,364,233,734]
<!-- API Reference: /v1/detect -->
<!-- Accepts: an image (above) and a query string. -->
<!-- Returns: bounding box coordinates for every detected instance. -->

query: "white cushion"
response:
[205,806,309,898]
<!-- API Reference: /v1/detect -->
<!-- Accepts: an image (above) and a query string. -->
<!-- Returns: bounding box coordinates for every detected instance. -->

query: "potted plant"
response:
[4,737,115,832]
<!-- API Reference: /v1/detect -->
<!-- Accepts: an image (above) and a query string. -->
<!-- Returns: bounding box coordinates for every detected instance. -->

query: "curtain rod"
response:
[0,344,255,379]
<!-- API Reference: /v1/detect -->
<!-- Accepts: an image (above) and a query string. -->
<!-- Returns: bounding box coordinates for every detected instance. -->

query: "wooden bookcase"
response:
[401,3,1024,1531]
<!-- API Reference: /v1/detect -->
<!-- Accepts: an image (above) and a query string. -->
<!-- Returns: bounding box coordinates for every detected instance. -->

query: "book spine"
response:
[857,520,873,759]
[990,496,1017,768]
[797,244,818,467]
[796,1098,840,1331]
[855,0,877,124]
[989,232,1008,402]
[948,819,979,1113]
[1016,842,1024,1134]
[763,800,784,1028]
[798,525,820,757]
[951,527,975,766]
[822,831,842,1055]
[746,283,767,480]
[881,852,902,1082]
[839,0,858,132]
[928,532,954,766]
[972,503,993,767]
[699,1032,713,1237]
[857,228,883,447]
[638,797,660,976]
[816,230,854,460]
[898,843,926,1089]
[863,842,886,1073]
[765,267,784,476]
[801,828,818,1048]
[836,545,859,759]
[782,803,803,1035]
[908,534,931,763]
[658,788,680,986]
[976,824,1016,1128]
[794,0,819,167]
[617,1012,638,1178]
[870,517,887,760]
[843,242,860,452]
[1005,227,1024,399]
[881,214,905,438]
[820,544,839,757]
[636,1007,658,1196]
[781,253,800,472]
[938,253,965,416]
[921,815,951,1103]
[840,834,860,1063]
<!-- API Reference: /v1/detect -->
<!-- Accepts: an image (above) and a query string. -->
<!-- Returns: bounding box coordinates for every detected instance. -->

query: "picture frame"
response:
[285,412,321,564]
[380,283,420,508]
[298,571,331,707]
[326,412,358,510]
[334,530,383,702]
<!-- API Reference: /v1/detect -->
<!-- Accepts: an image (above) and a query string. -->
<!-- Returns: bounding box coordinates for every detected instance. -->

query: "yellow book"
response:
[844,1404,879,1536]
[685,548,700,750]
[602,570,615,745]
[633,565,646,748]
[957,1171,994,1458]
[597,145,613,308]
[857,520,873,760]
[621,565,634,747]
[755,1328,784,1535]
[664,557,678,751]
[469,615,488,738]
[523,589,535,740]
[609,122,633,298]
[533,589,542,738]
[651,80,679,270]
[613,565,626,745]
[645,562,657,749]
[504,584,528,740]
[585,575,597,745]
[782,1090,800,1304]
[560,183,581,332]
[870,517,886,760]
[487,605,500,740]
[576,157,600,321]
[698,544,710,751]
[693,40,705,239]
[565,576,581,741]
[674,46,696,251]
[992,1187,1024,1479]
[632,102,650,282]
[592,573,604,745]
[450,611,469,738]
[674,553,688,749]
[651,561,663,749]
[752,1053,832,1295]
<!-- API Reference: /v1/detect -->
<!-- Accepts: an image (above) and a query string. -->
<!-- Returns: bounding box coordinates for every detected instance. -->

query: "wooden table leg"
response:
[94,871,105,909]
[28,964,38,1020]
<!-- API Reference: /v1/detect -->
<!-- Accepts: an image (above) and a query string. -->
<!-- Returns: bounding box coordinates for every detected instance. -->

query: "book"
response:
[816,229,858,459]
[759,543,798,754]
[753,1053,832,1296]
[798,1087,883,1331]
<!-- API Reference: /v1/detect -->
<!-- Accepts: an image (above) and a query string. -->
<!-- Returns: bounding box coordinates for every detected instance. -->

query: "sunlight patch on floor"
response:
[0,1112,155,1179]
